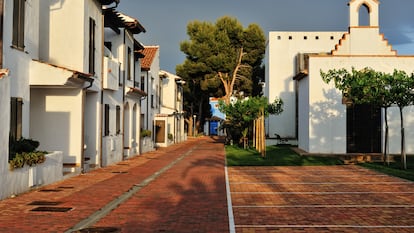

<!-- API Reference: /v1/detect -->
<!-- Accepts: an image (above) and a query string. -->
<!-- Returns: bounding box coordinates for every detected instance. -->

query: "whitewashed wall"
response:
[0,77,10,198]
[30,88,83,164]
[4,0,40,140]
[305,56,414,154]
[0,151,63,200]
[266,31,345,138]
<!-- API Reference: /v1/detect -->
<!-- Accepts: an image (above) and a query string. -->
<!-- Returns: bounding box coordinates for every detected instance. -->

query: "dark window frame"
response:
[140,75,145,90]
[127,47,132,80]
[12,0,25,50]
[89,17,96,74]
[104,104,110,136]
[10,97,23,140]
[116,105,121,135]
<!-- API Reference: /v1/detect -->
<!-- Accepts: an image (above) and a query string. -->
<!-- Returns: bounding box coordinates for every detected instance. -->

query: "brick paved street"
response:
[0,137,228,233]
[228,166,414,233]
[1,136,414,233]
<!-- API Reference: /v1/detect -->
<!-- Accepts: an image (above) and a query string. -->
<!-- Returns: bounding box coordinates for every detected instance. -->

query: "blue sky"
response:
[117,0,414,73]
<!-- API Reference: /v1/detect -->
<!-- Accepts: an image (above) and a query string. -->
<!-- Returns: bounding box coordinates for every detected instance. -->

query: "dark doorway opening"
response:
[155,120,165,143]
[347,104,381,153]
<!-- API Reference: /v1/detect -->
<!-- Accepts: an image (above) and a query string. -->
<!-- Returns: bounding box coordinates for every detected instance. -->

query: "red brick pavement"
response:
[0,136,229,233]
[228,166,414,233]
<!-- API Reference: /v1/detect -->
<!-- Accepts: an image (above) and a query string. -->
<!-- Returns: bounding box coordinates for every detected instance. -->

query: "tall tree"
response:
[176,16,266,133]
[388,70,414,169]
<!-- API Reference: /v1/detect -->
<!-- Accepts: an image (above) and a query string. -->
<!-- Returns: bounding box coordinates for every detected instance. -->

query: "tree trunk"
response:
[399,106,407,170]
[384,107,389,165]
[220,47,244,104]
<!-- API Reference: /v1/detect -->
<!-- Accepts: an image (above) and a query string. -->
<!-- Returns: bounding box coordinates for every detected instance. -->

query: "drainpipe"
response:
[79,76,94,174]
[99,12,105,168]
[122,29,126,160]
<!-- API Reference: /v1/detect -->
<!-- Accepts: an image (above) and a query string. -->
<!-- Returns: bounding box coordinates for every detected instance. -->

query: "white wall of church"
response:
[266,31,345,138]
[305,56,414,154]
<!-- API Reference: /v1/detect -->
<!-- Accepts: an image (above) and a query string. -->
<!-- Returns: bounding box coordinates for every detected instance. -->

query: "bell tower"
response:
[349,0,379,27]
[332,0,395,55]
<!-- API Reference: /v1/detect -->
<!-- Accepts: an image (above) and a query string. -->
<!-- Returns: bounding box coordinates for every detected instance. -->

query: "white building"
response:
[103,9,146,166]
[156,70,186,147]
[0,0,118,200]
[266,0,414,154]
[140,46,161,147]
[29,0,116,173]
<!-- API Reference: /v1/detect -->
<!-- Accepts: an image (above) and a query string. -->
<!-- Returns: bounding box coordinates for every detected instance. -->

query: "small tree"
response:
[321,68,393,163]
[388,70,414,169]
[322,68,414,169]
[219,96,283,153]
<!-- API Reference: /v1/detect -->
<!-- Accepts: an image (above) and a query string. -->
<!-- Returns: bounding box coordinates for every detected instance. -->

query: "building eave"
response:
[30,60,94,88]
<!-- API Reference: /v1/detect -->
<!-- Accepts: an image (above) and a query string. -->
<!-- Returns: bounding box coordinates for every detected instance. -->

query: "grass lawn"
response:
[226,144,414,181]
[360,156,414,181]
[225,144,343,166]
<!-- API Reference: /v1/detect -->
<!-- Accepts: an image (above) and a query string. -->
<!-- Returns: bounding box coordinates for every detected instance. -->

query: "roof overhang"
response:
[104,9,146,35]
[99,0,119,7]
[30,60,94,88]
[126,87,147,99]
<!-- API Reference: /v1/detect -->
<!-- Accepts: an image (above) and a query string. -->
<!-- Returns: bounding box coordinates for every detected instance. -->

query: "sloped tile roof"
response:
[141,46,159,71]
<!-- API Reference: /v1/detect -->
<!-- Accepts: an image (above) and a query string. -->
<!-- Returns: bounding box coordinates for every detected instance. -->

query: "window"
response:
[118,63,122,86]
[10,97,23,140]
[127,47,132,80]
[104,104,110,136]
[89,18,96,74]
[116,105,121,134]
[151,94,154,108]
[288,36,292,40]
[315,36,319,40]
[104,42,112,51]
[303,36,307,40]
[140,76,145,90]
[12,0,25,49]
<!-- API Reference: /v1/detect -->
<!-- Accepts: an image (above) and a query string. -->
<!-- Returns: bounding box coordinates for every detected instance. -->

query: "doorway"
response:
[346,104,381,153]
[155,120,165,143]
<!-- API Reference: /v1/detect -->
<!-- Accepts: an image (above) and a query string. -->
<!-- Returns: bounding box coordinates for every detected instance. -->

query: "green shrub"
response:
[168,133,174,140]
[8,137,47,170]
[9,152,46,171]
[141,129,152,138]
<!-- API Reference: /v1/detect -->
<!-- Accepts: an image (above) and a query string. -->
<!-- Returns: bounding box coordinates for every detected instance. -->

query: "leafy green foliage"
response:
[8,137,47,170]
[9,137,40,160]
[321,67,414,169]
[226,145,343,166]
[140,129,152,138]
[218,96,283,144]
[176,16,266,129]
[9,152,46,171]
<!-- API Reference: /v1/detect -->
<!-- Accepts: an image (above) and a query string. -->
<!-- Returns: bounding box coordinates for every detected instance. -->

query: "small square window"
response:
[277,36,281,40]
[288,36,292,40]
[330,36,334,40]
[315,36,319,40]
[304,36,307,40]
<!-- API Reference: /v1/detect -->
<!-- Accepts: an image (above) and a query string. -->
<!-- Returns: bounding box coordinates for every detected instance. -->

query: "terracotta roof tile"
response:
[141,46,159,71]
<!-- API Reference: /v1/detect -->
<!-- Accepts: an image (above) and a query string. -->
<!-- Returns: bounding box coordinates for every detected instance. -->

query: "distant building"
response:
[204,97,225,136]
[266,0,414,154]
[156,70,186,147]
[140,46,160,150]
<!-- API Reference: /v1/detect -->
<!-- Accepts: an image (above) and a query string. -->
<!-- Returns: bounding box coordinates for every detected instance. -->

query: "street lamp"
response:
[193,114,196,137]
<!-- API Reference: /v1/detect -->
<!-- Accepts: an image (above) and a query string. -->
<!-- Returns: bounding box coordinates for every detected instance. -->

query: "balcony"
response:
[103,56,120,91]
